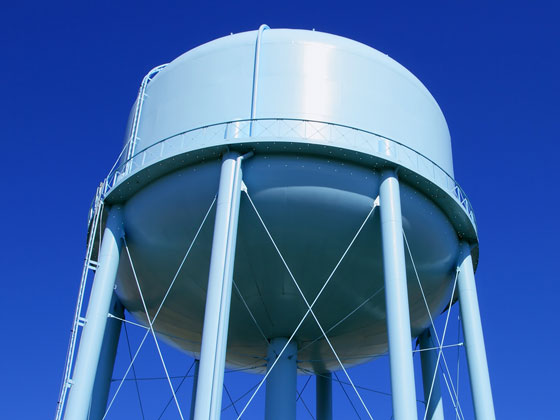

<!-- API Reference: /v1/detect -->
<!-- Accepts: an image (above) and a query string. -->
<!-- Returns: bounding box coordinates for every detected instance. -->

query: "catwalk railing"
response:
[101,118,477,232]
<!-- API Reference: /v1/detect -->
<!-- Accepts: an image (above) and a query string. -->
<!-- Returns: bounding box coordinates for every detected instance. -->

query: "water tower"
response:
[56,26,495,420]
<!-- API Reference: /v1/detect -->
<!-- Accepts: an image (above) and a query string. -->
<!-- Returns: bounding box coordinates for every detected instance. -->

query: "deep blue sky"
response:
[2,1,559,419]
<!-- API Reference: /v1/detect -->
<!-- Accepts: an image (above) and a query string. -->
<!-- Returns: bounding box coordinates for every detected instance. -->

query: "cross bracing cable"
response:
[403,232,465,420]
[295,376,315,419]
[155,360,196,420]
[306,368,425,405]
[124,239,185,420]
[232,279,268,345]
[221,379,261,413]
[413,343,464,353]
[296,376,312,402]
[421,269,463,420]
[111,363,265,383]
[456,313,461,420]
[123,321,145,419]
[235,190,377,420]
[297,286,385,354]
[102,196,215,419]
[334,371,362,419]
[296,389,316,419]
[107,313,149,330]
[223,383,240,417]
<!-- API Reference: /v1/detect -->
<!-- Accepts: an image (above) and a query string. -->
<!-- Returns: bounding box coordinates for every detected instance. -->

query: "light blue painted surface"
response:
[316,372,333,420]
[128,29,453,175]
[64,207,124,420]
[265,338,298,420]
[419,328,445,420]
[458,243,496,420]
[194,153,244,420]
[379,170,418,420]
[61,26,494,420]
[102,28,476,374]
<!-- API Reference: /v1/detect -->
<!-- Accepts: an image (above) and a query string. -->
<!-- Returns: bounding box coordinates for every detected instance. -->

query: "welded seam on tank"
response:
[101,197,216,419]
[403,233,465,420]
[235,190,376,420]
[124,239,185,420]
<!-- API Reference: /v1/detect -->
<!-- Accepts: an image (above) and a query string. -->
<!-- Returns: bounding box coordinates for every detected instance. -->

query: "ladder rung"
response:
[87,260,99,271]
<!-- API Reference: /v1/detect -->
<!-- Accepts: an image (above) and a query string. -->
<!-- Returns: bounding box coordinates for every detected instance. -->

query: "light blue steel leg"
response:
[64,206,124,420]
[316,372,333,420]
[265,338,298,420]
[190,359,200,420]
[457,243,496,420]
[89,294,124,420]
[194,152,245,420]
[419,328,445,420]
[379,169,419,420]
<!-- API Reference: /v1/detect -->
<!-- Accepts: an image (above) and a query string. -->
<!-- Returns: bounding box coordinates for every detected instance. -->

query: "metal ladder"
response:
[54,183,105,420]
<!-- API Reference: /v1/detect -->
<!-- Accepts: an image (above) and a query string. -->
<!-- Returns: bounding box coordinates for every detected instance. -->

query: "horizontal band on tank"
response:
[96,118,477,253]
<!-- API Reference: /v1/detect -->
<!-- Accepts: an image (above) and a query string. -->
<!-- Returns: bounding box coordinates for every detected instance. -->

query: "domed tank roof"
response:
[132,28,454,175]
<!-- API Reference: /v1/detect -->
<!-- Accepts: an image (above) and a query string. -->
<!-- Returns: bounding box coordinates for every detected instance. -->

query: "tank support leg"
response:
[379,170,418,420]
[265,338,298,420]
[194,152,245,420]
[316,372,333,420]
[457,243,496,420]
[189,359,200,420]
[63,206,124,420]
[89,295,124,420]
[419,328,445,420]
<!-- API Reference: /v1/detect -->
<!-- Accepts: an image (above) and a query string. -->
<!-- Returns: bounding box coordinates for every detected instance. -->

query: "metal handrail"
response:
[102,118,477,230]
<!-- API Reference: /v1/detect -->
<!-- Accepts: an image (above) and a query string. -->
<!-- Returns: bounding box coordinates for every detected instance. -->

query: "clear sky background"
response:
[1,1,559,419]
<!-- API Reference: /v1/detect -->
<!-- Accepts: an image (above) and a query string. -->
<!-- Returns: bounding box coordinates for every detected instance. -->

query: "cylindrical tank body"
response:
[105,28,477,373]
